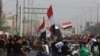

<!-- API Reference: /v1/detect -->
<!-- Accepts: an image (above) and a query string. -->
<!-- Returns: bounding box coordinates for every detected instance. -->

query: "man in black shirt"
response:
[13,37,26,56]
[0,36,5,56]
[51,39,58,56]
[61,41,71,56]
[6,38,13,56]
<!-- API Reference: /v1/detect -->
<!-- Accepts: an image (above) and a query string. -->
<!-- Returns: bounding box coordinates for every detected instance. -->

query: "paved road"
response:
[26,50,52,56]
[26,51,37,56]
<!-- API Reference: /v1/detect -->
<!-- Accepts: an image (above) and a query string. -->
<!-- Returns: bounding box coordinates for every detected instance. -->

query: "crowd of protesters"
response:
[35,34,100,56]
[0,35,35,56]
[0,34,100,56]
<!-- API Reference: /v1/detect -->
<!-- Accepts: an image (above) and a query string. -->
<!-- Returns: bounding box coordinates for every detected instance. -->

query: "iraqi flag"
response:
[37,17,46,40]
[62,22,72,29]
[47,5,55,36]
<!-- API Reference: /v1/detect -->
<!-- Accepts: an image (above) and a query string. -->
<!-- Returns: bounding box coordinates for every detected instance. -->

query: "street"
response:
[26,50,52,56]
[26,51,37,56]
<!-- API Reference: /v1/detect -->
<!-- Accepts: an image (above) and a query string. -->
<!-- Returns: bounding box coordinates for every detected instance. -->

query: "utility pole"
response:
[23,0,25,35]
[97,3,99,23]
[90,8,92,23]
[84,11,87,31]
[80,14,83,33]
[27,0,30,35]
[30,11,33,36]
[0,0,2,19]
[16,0,18,34]
[12,16,15,36]
[85,11,87,24]
[30,0,34,36]
[19,6,23,37]
[77,16,78,34]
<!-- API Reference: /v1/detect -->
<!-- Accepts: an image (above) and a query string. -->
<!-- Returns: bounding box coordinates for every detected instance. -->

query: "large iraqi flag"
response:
[37,17,46,40]
[47,5,55,36]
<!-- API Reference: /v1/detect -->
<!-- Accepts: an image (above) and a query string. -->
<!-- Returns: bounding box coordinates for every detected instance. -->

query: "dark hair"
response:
[9,38,12,43]
[16,37,22,42]
[63,41,68,45]
[44,40,48,44]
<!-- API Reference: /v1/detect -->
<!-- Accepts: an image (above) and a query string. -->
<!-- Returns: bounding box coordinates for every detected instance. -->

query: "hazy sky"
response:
[2,0,100,32]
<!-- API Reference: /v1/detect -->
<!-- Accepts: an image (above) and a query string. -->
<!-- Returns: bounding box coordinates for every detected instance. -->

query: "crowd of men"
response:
[0,34,100,56]
[35,34,100,56]
[0,35,34,56]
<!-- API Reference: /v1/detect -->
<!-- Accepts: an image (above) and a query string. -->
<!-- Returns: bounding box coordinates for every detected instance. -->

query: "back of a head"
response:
[16,36,22,42]
[63,41,68,45]
[43,40,48,44]
[9,38,13,43]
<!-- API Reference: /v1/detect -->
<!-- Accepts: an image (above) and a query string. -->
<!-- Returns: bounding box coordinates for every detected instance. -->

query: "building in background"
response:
[85,22,100,35]
[4,13,16,35]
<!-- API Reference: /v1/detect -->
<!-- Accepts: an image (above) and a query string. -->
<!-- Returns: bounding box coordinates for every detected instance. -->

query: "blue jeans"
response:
[52,50,58,56]
[13,53,22,56]
[37,52,48,56]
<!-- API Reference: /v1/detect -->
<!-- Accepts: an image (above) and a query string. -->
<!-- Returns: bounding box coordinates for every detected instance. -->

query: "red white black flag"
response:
[62,22,72,29]
[47,5,55,36]
[37,17,46,40]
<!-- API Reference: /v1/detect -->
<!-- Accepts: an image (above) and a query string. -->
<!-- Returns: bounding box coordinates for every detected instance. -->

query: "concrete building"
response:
[4,13,16,35]
[85,22,100,35]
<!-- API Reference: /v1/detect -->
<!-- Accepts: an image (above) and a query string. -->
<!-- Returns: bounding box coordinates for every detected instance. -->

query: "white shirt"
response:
[43,44,49,55]
[55,41,64,48]
[90,38,97,46]
[55,41,64,52]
